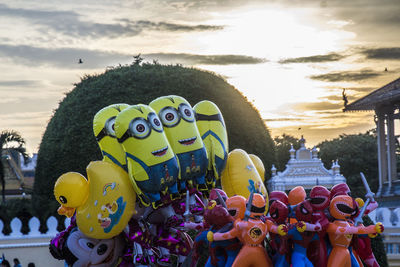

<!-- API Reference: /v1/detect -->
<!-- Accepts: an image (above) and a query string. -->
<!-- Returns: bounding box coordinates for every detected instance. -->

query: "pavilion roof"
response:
[344,77,400,111]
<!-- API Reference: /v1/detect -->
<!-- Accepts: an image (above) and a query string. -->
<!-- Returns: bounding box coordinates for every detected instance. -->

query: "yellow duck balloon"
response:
[221,149,269,211]
[149,95,208,194]
[93,103,130,172]
[115,104,180,209]
[54,161,136,239]
[193,100,228,189]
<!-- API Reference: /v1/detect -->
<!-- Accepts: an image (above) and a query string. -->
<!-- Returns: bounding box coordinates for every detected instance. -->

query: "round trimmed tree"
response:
[33,62,275,215]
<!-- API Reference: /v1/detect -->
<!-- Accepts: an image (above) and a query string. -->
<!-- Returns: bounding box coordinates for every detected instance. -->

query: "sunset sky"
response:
[1,0,400,154]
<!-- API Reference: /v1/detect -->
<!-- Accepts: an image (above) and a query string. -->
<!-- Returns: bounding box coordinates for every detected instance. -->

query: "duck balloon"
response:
[54,161,136,239]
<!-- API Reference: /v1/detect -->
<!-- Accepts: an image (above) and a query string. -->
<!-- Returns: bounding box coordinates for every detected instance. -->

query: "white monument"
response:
[267,136,346,191]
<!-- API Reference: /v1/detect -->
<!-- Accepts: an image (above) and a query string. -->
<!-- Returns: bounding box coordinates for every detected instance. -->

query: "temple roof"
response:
[344,77,400,111]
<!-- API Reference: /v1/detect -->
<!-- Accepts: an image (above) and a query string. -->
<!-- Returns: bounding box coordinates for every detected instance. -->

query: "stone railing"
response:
[0,216,70,266]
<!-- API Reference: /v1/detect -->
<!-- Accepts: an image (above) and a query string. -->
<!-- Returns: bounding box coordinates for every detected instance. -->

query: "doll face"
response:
[295,200,313,222]
[310,186,330,211]
[269,200,288,224]
[329,195,356,220]
[226,195,246,220]
[65,228,124,267]
[248,193,266,218]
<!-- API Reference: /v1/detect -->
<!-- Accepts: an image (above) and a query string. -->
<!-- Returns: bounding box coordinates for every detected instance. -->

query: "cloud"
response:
[279,53,345,64]
[291,101,343,111]
[0,4,223,39]
[360,47,400,60]
[309,69,383,82]
[0,44,129,68]
[0,44,265,68]
[0,80,44,87]
[145,53,266,65]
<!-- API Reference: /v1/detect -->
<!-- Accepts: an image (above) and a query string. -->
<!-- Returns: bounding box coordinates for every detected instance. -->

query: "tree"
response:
[0,130,29,203]
[273,134,301,171]
[317,131,378,198]
[33,63,275,214]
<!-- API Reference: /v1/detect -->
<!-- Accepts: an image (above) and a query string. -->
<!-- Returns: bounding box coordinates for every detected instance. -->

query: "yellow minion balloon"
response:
[115,104,180,209]
[149,96,208,194]
[193,100,228,189]
[54,161,136,239]
[221,149,269,211]
[93,104,130,172]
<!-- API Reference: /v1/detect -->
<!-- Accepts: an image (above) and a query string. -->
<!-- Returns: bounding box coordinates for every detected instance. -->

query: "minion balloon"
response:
[93,104,130,172]
[193,100,228,189]
[115,104,180,209]
[149,96,208,194]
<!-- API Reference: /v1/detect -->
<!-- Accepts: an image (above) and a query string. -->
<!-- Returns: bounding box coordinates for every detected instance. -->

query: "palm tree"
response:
[0,130,29,203]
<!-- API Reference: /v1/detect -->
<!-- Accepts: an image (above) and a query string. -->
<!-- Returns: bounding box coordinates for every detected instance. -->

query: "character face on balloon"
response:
[150,96,202,154]
[93,104,130,170]
[269,200,288,224]
[247,193,266,218]
[329,195,356,220]
[64,228,125,267]
[310,186,330,211]
[295,200,313,222]
[288,186,306,206]
[226,195,246,220]
[269,191,289,207]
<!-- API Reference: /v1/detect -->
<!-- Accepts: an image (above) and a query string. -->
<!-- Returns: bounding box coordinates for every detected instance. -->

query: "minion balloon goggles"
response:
[159,103,195,127]
[195,113,225,127]
[95,116,117,141]
[118,112,163,142]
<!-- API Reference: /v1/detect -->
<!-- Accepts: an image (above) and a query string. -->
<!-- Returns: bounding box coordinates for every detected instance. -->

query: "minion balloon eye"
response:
[179,103,195,122]
[105,117,116,137]
[160,107,180,127]
[130,118,151,139]
[148,112,163,132]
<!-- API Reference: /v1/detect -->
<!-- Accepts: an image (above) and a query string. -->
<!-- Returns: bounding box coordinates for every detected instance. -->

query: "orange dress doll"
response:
[208,193,286,267]
[326,195,384,267]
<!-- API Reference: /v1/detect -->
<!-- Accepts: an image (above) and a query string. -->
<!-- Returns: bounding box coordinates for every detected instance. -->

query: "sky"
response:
[1,0,400,154]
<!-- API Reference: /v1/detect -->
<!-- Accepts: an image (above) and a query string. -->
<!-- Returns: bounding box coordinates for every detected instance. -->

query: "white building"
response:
[267,136,346,192]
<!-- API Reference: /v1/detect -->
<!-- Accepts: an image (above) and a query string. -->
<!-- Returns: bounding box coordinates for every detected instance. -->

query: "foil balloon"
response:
[93,103,130,172]
[221,149,268,203]
[114,104,180,208]
[193,100,228,189]
[249,154,265,183]
[54,161,136,239]
[60,227,125,267]
[149,95,208,193]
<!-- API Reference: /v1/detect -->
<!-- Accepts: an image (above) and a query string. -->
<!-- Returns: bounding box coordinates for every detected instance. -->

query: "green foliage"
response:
[317,131,378,198]
[33,63,275,214]
[362,215,388,267]
[273,134,301,171]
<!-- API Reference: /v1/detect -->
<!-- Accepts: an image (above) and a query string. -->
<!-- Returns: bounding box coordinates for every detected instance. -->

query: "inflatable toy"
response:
[286,200,320,267]
[149,95,208,194]
[65,228,125,267]
[308,185,331,267]
[249,154,265,182]
[114,104,180,208]
[221,149,268,202]
[326,195,384,267]
[193,100,228,189]
[93,104,130,171]
[208,192,285,267]
[54,161,136,239]
[288,186,306,206]
[269,200,290,267]
[269,191,289,207]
